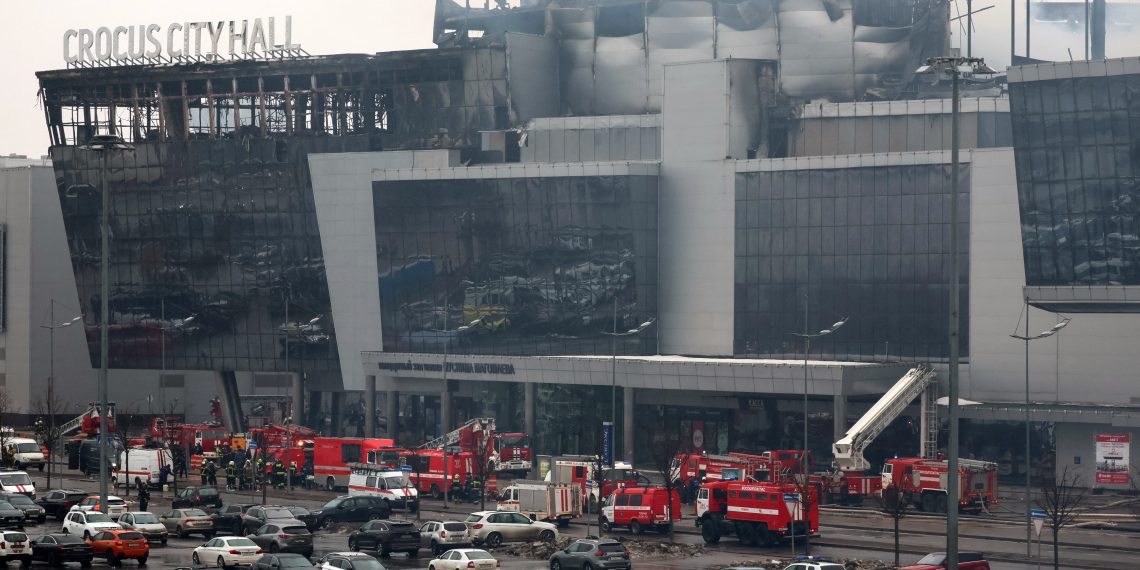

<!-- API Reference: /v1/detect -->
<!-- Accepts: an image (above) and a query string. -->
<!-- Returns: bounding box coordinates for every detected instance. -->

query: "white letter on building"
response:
[63,29,78,64]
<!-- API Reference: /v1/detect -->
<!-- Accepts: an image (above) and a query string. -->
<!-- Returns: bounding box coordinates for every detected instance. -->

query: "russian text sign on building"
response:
[1094,434,1131,485]
[63,16,305,68]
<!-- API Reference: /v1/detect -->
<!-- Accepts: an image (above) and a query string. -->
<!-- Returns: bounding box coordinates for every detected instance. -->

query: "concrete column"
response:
[330,391,343,437]
[290,372,304,426]
[440,387,452,438]
[833,393,848,444]
[523,383,535,442]
[364,376,377,438]
[623,386,635,466]
[385,390,399,440]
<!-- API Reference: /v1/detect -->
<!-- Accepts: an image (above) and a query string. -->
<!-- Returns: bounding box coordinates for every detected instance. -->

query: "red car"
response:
[86,529,149,566]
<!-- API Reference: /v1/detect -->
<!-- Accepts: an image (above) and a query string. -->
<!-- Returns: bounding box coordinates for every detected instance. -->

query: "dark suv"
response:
[34,490,89,520]
[312,496,391,528]
[241,506,300,535]
[211,504,257,535]
[348,519,420,556]
[172,486,223,509]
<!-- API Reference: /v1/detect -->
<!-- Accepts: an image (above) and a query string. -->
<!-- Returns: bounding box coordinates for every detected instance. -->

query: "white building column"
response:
[385,391,399,440]
[440,387,452,437]
[623,386,635,465]
[364,376,377,437]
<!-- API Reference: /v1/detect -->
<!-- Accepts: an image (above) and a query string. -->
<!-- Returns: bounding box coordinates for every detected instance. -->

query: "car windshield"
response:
[183,509,208,517]
[464,514,483,523]
[818,565,846,570]
[322,498,345,509]
[7,496,33,506]
[278,556,315,567]
[107,499,125,505]
[915,554,947,565]
[86,513,112,523]
[226,538,257,547]
[282,526,310,535]
[598,544,625,553]
[443,523,468,532]
[0,502,14,510]
[56,535,85,544]
[287,507,310,515]
[119,532,144,540]
[498,435,528,447]
[131,513,158,523]
[467,551,494,560]
[15,443,40,453]
[382,475,408,489]
[4,533,26,542]
[0,474,31,486]
[198,488,218,496]
[265,508,294,518]
[345,558,384,570]
[389,523,416,531]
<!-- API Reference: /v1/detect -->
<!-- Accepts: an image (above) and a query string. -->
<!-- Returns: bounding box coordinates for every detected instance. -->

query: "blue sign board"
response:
[602,422,614,467]
[784,493,800,502]
[1030,508,1047,520]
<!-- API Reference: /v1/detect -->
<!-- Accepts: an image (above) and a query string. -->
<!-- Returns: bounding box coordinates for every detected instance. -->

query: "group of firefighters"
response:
[449,473,483,502]
[197,454,312,491]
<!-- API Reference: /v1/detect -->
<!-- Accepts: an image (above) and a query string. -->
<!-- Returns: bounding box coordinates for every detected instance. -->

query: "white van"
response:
[347,464,419,512]
[4,439,45,471]
[0,470,35,497]
[112,448,172,488]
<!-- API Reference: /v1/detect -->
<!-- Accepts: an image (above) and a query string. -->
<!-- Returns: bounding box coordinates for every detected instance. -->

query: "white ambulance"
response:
[346,463,419,512]
[4,439,45,471]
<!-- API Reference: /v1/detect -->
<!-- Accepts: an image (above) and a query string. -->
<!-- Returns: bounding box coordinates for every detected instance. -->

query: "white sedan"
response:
[428,549,499,570]
[192,536,263,568]
[62,510,121,539]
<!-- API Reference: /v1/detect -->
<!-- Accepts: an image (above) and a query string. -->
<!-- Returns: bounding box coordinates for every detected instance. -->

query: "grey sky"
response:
[2,1,1138,157]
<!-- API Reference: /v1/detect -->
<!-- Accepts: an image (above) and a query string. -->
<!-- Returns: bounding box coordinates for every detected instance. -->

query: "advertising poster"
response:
[1095,434,1131,485]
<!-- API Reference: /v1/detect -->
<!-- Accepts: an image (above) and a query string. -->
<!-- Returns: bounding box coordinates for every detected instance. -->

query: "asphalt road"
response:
[19,469,1139,570]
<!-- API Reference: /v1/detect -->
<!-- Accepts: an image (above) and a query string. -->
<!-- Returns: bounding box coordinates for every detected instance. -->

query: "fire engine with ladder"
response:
[415,418,533,476]
[831,365,999,512]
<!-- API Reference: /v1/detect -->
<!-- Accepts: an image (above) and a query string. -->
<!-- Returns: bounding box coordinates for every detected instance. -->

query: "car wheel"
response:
[205,531,215,539]
[429,566,436,570]
[138,554,148,566]
[269,543,279,553]
[325,477,336,492]
[161,538,168,546]
[112,554,123,568]
[379,547,390,558]
[192,553,201,565]
[539,530,555,542]
[48,553,61,568]
[83,531,91,540]
[551,560,562,570]
[431,541,441,555]
[349,538,358,551]
[629,520,643,535]
[485,532,503,548]
[584,563,594,570]
[80,561,92,569]
[407,549,419,558]
[218,555,229,569]
[599,518,612,533]
[178,525,187,539]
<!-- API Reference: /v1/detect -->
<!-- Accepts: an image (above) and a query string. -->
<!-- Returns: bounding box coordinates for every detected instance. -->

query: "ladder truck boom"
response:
[416,417,496,450]
[832,366,937,471]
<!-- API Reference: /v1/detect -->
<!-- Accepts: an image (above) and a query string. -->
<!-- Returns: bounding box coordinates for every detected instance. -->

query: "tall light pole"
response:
[430,312,485,507]
[790,305,846,556]
[40,299,82,489]
[916,56,995,570]
[602,308,655,466]
[79,133,134,516]
[1010,307,1070,557]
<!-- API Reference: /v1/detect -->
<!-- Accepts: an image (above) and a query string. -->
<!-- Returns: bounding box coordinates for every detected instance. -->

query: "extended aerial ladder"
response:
[60,403,117,438]
[832,365,938,472]
[417,417,496,451]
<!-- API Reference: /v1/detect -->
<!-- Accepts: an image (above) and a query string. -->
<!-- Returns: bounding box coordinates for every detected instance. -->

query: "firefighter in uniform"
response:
[451,474,462,503]
[200,460,210,485]
[470,476,481,503]
[225,461,236,490]
[240,460,251,491]
[274,460,287,489]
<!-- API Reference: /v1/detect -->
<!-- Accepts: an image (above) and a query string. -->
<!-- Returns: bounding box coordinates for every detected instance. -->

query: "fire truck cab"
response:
[599,486,681,535]
[695,481,818,547]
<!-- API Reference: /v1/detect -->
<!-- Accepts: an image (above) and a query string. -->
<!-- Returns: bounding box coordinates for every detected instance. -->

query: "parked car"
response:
[71,495,129,520]
[311,496,391,528]
[419,520,472,555]
[67,439,124,478]
[549,538,630,570]
[1,493,46,523]
[86,529,149,566]
[283,506,317,531]
[246,522,313,557]
[118,512,168,545]
[899,552,990,570]
[779,561,847,570]
[212,504,257,535]
[5,438,46,471]
[36,490,89,520]
[192,536,263,568]
[347,519,419,556]
[0,530,31,566]
[62,510,120,539]
[30,533,94,568]
[241,506,300,535]
[0,470,37,498]
[172,486,223,509]
[464,511,557,548]
[427,548,498,570]
[0,502,26,529]
[252,552,315,570]
[315,552,386,570]
[159,508,215,538]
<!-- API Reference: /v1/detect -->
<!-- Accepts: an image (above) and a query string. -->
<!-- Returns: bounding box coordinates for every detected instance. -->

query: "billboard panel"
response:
[1095,434,1131,485]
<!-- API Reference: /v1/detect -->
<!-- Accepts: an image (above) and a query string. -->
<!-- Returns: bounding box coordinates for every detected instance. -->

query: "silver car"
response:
[549,539,630,570]
[118,511,168,545]
[246,521,313,557]
[419,520,472,555]
[464,511,556,548]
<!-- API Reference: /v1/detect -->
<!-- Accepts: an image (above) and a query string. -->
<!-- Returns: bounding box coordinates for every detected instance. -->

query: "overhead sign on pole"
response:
[1031,508,1046,538]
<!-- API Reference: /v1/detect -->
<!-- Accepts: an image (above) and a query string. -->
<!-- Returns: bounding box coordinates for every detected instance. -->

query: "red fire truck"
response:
[312,437,398,491]
[402,449,479,498]
[882,457,999,514]
[420,418,533,475]
[545,457,649,512]
[599,486,682,534]
[695,480,818,546]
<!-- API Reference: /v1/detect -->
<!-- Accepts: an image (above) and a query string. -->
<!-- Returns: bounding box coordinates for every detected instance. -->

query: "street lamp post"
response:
[430,312,486,507]
[1010,306,1070,557]
[601,310,655,467]
[79,133,134,516]
[790,305,847,556]
[40,299,82,490]
[916,56,995,570]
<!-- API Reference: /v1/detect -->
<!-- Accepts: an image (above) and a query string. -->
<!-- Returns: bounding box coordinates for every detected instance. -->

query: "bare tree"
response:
[648,431,686,543]
[1039,466,1088,570]
[878,484,910,567]
[469,427,493,511]
[785,473,819,556]
[587,426,609,537]
[0,390,14,467]
[31,390,69,489]
[115,405,140,490]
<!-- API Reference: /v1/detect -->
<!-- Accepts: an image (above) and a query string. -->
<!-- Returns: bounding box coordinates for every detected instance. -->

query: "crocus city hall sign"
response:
[63,16,302,67]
